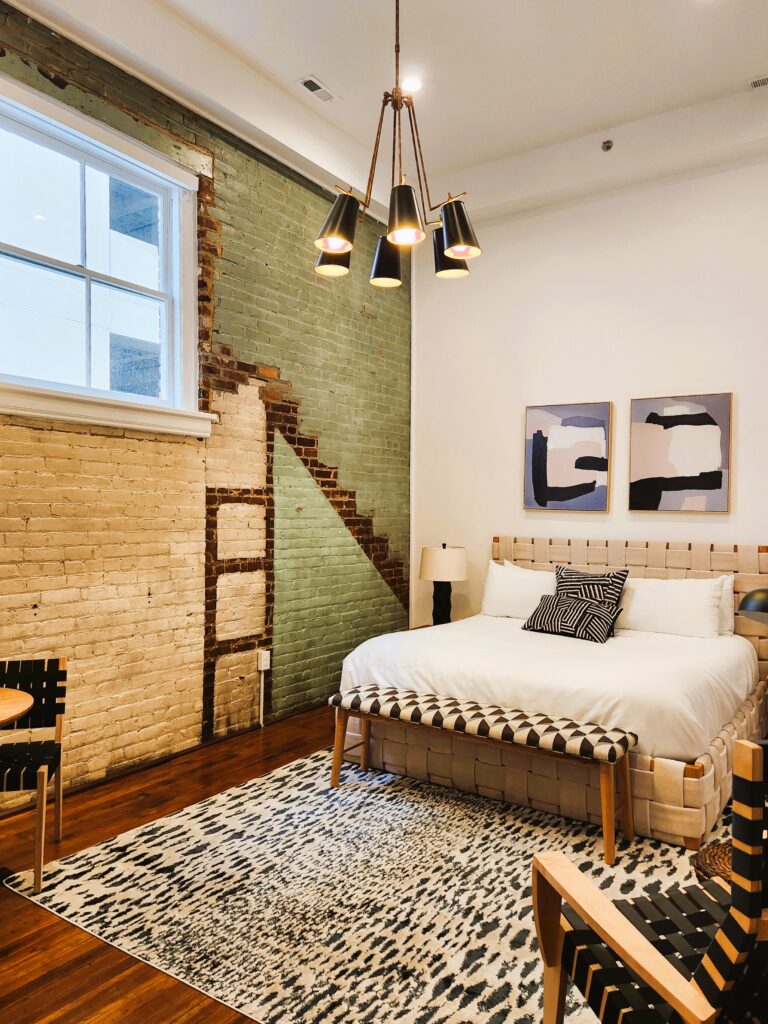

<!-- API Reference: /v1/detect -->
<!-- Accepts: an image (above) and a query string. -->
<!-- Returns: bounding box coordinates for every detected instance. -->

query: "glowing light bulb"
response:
[402,76,422,94]
[389,226,426,246]
[319,236,350,253]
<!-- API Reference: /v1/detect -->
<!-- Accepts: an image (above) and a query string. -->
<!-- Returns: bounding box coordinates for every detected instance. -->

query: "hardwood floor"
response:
[0,706,335,1024]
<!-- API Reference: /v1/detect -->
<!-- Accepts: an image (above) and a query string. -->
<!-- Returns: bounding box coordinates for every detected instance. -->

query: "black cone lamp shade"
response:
[386,183,426,246]
[314,250,351,277]
[369,235,402,288]
[433,228,469,278]
[314,192,360,253]
[442,198,481,259]
[738,589,768,625]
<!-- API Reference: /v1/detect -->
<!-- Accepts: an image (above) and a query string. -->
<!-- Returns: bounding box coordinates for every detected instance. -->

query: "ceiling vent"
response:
[299,75,335,102]
[748,74,768,90]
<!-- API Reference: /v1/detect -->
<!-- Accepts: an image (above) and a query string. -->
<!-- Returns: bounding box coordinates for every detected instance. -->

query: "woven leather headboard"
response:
[492,536,768,676]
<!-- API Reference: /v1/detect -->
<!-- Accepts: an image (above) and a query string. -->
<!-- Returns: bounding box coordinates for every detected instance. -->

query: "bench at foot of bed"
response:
[328,687,637,865]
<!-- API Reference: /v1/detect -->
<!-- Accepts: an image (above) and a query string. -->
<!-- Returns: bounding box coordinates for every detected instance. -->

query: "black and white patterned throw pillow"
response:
[554,565,628,608]
[522,593,621,644]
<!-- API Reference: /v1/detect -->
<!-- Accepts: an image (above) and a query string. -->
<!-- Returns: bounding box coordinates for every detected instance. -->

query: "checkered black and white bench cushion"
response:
[329,687,637,764]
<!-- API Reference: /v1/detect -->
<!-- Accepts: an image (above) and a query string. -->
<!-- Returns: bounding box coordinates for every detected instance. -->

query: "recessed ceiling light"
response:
[402,76,422,94]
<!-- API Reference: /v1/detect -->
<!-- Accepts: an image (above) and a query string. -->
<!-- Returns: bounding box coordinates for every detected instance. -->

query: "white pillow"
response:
[481,560,555,618]
[616,575,724,638]
[718,574,735,636]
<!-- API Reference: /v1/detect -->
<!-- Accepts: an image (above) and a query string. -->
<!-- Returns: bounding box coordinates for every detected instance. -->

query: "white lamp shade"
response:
[419,545,467,582]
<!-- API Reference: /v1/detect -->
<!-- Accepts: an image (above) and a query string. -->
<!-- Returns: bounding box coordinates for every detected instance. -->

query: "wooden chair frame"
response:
[1,657,67,894]
[33,709,65,894]
[533,739,767,1024]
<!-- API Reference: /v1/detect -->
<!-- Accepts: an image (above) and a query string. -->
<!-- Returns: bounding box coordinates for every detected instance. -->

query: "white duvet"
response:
[341,614,759,762]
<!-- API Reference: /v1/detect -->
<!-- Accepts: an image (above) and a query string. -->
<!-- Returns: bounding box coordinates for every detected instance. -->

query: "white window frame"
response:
[0,74,215,438]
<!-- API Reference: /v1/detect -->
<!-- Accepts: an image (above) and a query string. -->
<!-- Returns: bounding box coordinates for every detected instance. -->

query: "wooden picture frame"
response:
[628,393,732,513]
[523,402,612,513]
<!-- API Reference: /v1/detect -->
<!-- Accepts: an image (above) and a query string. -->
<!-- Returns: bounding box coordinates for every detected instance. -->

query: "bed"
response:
[339,536,768,849]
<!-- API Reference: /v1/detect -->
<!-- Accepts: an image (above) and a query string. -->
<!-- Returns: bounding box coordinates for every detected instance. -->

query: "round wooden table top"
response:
[0,688,33,726]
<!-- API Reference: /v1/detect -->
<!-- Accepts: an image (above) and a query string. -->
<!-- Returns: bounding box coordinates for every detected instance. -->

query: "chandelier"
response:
[313,0,481,287]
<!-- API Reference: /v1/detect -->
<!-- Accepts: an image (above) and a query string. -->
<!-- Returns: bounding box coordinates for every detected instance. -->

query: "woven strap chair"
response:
[533,739,767,1024]
[0,658,67,893]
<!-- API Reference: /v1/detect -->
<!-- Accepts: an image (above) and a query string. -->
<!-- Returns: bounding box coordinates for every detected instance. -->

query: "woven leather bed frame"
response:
[343,536,768,850]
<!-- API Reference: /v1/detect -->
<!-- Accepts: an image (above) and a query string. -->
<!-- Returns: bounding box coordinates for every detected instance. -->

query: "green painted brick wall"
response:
[0,4,410,717]
[272,435,405,714]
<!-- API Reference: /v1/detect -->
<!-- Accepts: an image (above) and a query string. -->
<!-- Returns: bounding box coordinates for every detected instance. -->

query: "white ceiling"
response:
[163,0,768,175]
[13,0,768,218]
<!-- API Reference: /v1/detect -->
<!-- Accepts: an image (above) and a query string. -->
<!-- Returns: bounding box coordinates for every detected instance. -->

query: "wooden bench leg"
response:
[599,762,616,866]
[618,755,634,842]
[330,708,349,788]
[359,717,371,771]
[34,765,48,895]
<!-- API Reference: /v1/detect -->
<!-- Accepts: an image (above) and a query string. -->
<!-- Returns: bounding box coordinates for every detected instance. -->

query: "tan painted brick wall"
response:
[213,649,261,738]
[215,571,267,641]
[217,503,267,560]
[205,384,267,491]
[0,375,270,809]
[0,415,207,803]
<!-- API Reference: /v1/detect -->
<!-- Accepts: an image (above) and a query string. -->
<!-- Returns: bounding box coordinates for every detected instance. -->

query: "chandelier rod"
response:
[395,0,400,91]
[406,99,430,220]
[390,96,397,189]
[398,104,404,183]
[407,99,438,213]
[362,93,388,212]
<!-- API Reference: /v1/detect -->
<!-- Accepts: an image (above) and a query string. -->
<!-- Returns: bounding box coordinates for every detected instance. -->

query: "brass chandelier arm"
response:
[391,94,397,189]
[361,92,390,212]
[406,98,440,213]
[406,99,430,224]
[398,102,404,184]
[361,92,462,221]
[409,99,468,214]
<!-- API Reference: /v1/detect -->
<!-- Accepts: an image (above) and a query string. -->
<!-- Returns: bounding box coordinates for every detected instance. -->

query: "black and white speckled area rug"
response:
[5,750,703,1024]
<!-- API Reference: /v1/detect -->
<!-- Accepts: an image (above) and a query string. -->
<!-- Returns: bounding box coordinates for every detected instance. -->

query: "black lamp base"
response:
[432,581,452,626]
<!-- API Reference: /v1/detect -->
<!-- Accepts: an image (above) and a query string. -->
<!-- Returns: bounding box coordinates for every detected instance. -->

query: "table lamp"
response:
[737,589,768,625]
[419,543,468,626]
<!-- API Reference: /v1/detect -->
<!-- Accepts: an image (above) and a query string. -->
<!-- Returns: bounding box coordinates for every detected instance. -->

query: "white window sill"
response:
[0,381,217,438]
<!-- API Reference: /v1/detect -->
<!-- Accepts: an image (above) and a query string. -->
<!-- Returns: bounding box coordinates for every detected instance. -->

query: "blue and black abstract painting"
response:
[629,393,731,512]
[524,402,611,511]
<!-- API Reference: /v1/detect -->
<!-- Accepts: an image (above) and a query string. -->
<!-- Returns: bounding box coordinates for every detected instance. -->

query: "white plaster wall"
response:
[411,159,768,626]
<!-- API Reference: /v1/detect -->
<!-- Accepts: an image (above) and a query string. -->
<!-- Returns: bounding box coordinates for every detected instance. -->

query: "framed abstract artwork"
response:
[524,402,612,512]
[629,393,732,512]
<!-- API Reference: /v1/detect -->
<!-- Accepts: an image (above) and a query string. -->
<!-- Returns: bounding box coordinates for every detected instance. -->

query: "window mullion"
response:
[80,160,91,388]
[79,159,86,268]
[0,242,170,301]
[163,191,174,405]
[85,278,92,390]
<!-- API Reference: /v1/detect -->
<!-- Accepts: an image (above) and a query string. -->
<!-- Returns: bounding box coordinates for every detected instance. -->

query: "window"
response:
[0,78,212,437]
